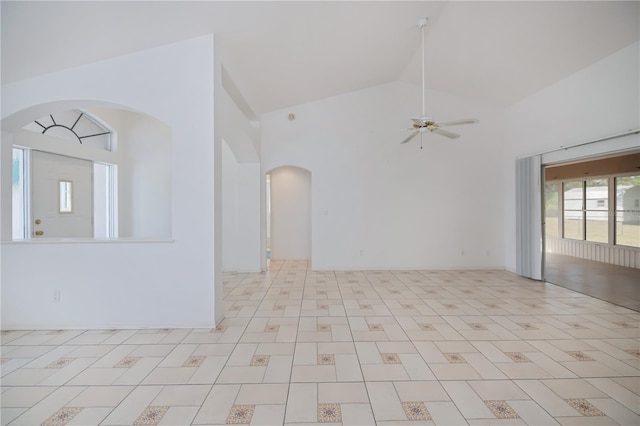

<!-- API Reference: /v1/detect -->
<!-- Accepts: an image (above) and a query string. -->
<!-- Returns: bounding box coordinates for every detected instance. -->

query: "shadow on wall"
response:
[3,100,172,240]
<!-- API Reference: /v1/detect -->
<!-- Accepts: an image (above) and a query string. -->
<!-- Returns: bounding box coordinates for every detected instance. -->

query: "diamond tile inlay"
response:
[368,324,383,331]
[250,354,270,366]
[444,353,466,363]
[317,324,331,332]
[381,353,402,364]
[419,323,436,331]
[565,399,605,416]
[402,401,431,420]
[265,324,280,333]
[567,351,595,361]
[46,358,75,369]
[317,403,342,423]
[505,352,531,363]
[484,400,519,419]
[317,354,335,365]
[226,405,255,424]
[114,357,141,368]
[134,406,169,425]
[182,356,205,367]
[41,407,83,426]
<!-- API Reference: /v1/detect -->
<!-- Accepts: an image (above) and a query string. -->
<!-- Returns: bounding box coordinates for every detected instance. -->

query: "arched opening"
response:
[266,166,312,262]
[3,101,172,240]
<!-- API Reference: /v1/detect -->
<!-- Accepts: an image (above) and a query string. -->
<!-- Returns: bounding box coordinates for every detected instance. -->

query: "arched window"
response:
[23,110,112,151]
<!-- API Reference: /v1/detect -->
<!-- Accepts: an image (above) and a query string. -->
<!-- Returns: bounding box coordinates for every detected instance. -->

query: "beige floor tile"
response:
[318,382,369,404]
[141,367,198,385]
[441,381,494,419]
[0,386,56,407]
[366,381,406,421]
[251,404,286,425]
[188,356,227,384]
[9,386,85,426]
[424,401,468,425]
[430,363,482,380]
[587,377,640,415]
[68,385,134,407]
[216,365,267,384]
[394,381,450,402]
[151,384,211,406]
[515,380,582,417]
[285,383,318,423]
[192,384,240,425]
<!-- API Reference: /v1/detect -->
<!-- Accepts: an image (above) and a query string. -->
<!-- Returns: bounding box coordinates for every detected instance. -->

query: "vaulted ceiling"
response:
[2,1,638,119]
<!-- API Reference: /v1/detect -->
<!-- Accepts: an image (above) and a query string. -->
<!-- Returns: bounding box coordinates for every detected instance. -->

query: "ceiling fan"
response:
[401,18,478,148]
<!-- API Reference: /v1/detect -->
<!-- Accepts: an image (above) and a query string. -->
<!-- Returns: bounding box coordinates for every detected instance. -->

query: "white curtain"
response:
[515,155,542,280]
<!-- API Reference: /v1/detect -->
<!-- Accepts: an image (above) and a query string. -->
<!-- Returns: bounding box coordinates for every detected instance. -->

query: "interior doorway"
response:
[266,166,311,261]
[542,151,640,310]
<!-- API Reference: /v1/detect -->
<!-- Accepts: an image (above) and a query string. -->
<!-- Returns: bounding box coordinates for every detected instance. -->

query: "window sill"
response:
[3,238,175,244]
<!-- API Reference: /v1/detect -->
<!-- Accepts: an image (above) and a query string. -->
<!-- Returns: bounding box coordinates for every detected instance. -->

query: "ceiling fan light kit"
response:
[401,17,478,148]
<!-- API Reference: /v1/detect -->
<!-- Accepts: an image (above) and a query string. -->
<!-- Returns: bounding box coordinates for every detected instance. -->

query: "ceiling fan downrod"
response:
[417,17,428,118]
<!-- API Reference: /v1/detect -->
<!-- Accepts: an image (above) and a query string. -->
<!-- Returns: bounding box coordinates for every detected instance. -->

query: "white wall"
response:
[1,35,220,329]
[262,81,505,270]
[504,41,640,272]
[221,139,262,272]
[269,166,312,260]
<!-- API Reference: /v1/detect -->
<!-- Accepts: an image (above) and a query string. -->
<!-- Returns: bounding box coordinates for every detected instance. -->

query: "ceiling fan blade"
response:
[431,128,460,139]
[410,117,430,126]
[437,118,479,127]
[400,131,419,144]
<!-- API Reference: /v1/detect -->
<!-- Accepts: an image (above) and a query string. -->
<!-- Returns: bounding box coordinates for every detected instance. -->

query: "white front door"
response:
[31,151,93,238]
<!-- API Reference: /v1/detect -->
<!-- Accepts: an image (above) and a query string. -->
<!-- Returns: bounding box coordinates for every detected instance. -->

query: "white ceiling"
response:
[2,1,638,118]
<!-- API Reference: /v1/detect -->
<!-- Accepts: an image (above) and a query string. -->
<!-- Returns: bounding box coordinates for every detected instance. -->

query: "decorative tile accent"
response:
[42,407,83,426]
[317,324,332,332]
[229,305,242,311]
[614,322,637,328]
[115,357,141,368]
[564,399,605,416]
[568,322,587,329]
[443,304,457,309]
[103,329,119,334]
[0,330,13,335]
[211,325,228,333]
[485,304,499,308]
[418,323,435,331]
[401,304,415,309]
[469,323,487,330]
[517,323,538,330]
[250,354,271,366]
[47,330,65,335]
[280,290,290,296]
[46,357,75,369]
[273,305,286,311]
[402,401,431,421]
[389,290,401,294]
[359,304,372,310]
[265,324,280,333]
[505,352,531,363]
[444,353,466,363]
[182,356,205,368]
[317,403,342,423]
[625,349,640,358]
[484,400,519,419]
[462,290,473,294]
[226,405,255,424]
[368,324,384,331]
[353,290,364,295]
[567,351,595,361]
[317,354,335,365]
[381,353,402,364]
[317,290,327,295]
[134,406,169,425]
[317,304,329,310]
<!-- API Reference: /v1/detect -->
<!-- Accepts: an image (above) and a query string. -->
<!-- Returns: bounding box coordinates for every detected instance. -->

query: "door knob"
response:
[35,219,42,225]
[35,230,44,236]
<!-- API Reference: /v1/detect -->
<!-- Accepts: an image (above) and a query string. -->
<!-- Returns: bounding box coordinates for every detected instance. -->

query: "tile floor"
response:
[1,259,639,425]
